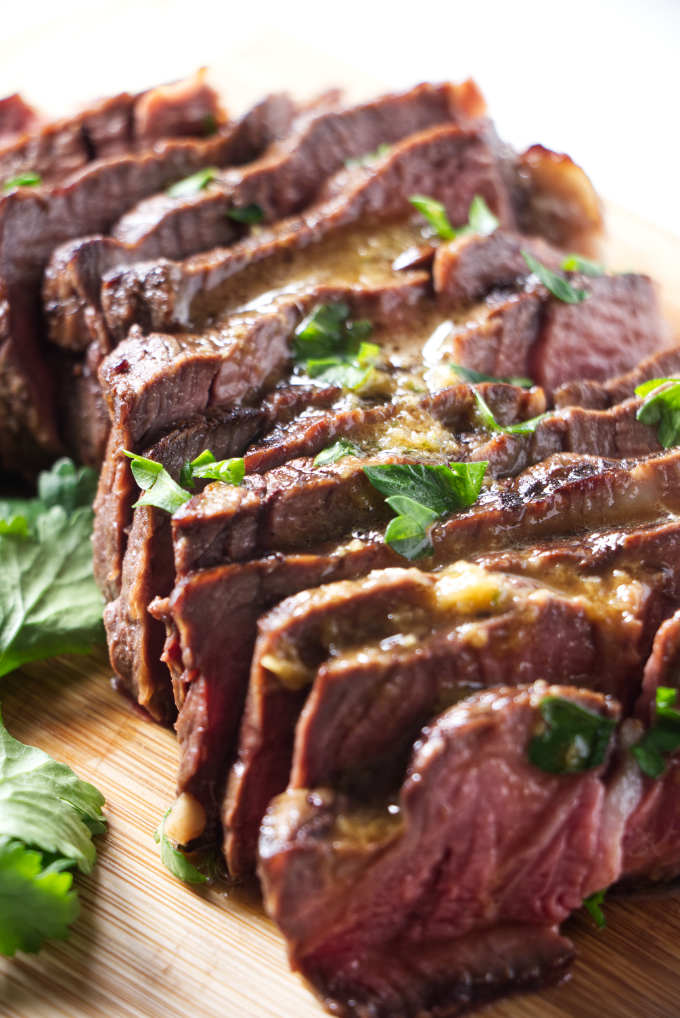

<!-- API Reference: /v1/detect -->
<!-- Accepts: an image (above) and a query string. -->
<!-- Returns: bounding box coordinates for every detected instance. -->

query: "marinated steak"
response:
[259,683,623,1018]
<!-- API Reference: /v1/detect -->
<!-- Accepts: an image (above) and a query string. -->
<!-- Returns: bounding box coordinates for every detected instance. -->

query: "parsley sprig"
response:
[124,448,245,515]
[409,193,499,242]
[293,303,379,391]
[363,461,487,560]
[634,377,680,448]
[313,438,362,466]
[167,167,219,199]
[450,364,534,389]
[472,389,548,437]
[631,686,680,778]
[583,889,607,928]
[528,696,616,774]
[522,251,589,304]
[2,171,42,192]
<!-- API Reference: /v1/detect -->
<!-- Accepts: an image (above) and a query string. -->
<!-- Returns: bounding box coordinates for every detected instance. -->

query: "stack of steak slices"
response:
[59,76,680,1016]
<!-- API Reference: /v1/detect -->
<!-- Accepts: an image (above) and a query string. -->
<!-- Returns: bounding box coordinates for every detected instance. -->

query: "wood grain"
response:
[1,209,679,1018]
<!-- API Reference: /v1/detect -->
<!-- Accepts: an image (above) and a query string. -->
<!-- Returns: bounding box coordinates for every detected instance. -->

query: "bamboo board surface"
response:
[1,46,680,1016]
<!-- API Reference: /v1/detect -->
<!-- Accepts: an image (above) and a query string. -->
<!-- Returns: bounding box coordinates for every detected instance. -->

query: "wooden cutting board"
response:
[1,152,680,1018]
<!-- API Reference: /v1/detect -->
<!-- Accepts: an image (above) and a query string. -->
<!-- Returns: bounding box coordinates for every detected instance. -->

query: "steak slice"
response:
[102,386,339,720]
[258,684,622,1018]
[109,81,482,262]
[225,544,661,876]
[98,121,517,340]
[156,449,680,844]
[42,91,296,351]
[0,71,222,187]
[0,94,40,141]
[553,343,680,410]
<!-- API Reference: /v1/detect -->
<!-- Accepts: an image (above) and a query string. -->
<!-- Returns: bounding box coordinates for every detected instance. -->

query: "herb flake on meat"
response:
[472,389,548,436]
[364,461,487,560]
[125,449,246,514]
[631,686,680,778]
[449,364,534,388]
[583,889,607,928]
[313,439,362,466]
[167,167,219,199]
[2,171,42,192]
[410,193,499,242]
[528,696,615,774]
[522,250,589,303]
[561,253,605,276]
[293,303,379,391]
[634,377,680,448]
[226,203,264,224]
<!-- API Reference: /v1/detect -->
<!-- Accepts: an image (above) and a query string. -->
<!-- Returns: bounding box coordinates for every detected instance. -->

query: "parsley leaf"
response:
[472,389,548,436]
[363,461,487,560]
[226,203,264,225]
[528,697,616,774]
[449,363,534,388]
[0,460,104,678]
[126,448,245,514]
[124,452,191,514]
[561,254,605,276]
[2,172,42,192]
[313,439,362,466]
[292,303,378,391]
[0,708,106,871]
[522,251,589,303]
[631,686,680,778]
[0,839,79,956]
[634,377,680,448]
[344,143,391,168]
[167,167,219,199]
[0,711,106,955]
[154,811,208,885]
[410,193,499,242]
[583,888,607,928]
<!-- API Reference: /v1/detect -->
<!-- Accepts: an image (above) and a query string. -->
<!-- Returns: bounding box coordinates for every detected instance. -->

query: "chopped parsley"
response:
[344,143,391,168]
[313,438,362,466]
[293,303,378,391]
[409,193,499,242]
[450,363,534,389]
[226,203,264,225]
[363,461,487,560]
[2,171,42,192]
[528,696,616,774]
[167,167,219,199]
[634,377,680,448]
[125,448,245,515]
[522,251,589,304]
[583,889,607,928]
[472,389,548,436]
[561,253,605,276]
[631,686,680,778]
[154,810,208,885]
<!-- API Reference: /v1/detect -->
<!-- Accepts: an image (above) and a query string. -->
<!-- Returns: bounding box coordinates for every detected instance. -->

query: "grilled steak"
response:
[259,683,622,1018]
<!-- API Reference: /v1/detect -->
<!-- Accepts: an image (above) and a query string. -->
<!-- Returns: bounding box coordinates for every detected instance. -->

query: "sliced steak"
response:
[0,94,40,141]
[110,81,482,262]
[258,684,622,1018]
[531,273,666,392]
[98,121,516,340]
[0,71,222,186]
[554,344,680,410]
[43,90,296,352]
[225,548,657,876]
[157,449,680,843]
[103,385,339,720]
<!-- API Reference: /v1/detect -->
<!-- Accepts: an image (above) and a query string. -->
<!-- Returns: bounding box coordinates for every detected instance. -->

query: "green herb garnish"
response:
[202,113,218,136]
[344,143,391,168]
[313,439,362,466]
[226,203,264,225]
[561,254,605,276]
[409,193,499,242]
[522,251,588,303]
[154,810,208,885]
[0,459,104,678]
[528,696,616,774]
[363,461,487,560]
[634,377,680,448]
[631,686,680,778]
[167,167,219,199]
[293,303,377,391]
[583,889,607,928]
[126,448,245,514]
[450,364,534,388]
[2,172,42,192]
[0,709,106,955]
[472,389,547,437]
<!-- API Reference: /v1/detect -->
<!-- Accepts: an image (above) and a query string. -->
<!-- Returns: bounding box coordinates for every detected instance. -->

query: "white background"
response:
[1,0,678,236]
